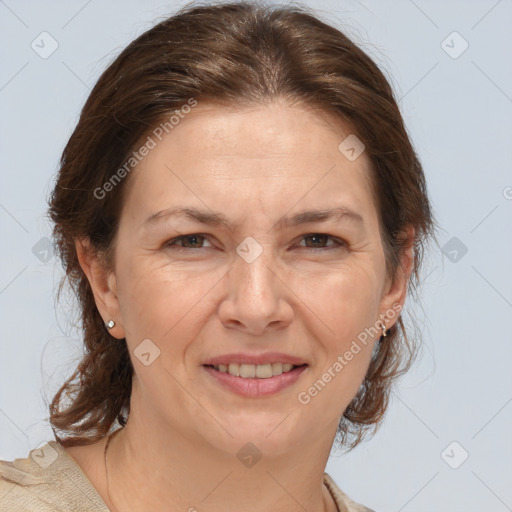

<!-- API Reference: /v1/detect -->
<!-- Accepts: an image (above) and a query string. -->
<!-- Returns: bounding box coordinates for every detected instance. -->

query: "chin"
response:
[210,415,308,456]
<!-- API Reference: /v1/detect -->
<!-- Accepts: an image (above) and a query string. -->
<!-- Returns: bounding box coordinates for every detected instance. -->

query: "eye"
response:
[296,233,347,250]
[164,233,347,252]
[165,234,213,250]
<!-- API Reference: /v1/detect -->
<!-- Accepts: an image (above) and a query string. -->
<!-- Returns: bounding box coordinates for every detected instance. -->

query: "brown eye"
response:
[298,234,346,250]
[165,234,212,249]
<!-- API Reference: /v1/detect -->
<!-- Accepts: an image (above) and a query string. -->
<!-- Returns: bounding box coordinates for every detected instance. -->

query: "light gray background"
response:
[1,1,511,511]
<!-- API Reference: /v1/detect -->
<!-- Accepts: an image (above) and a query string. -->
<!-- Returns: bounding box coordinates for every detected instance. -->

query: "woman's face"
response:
[82,100,411,456]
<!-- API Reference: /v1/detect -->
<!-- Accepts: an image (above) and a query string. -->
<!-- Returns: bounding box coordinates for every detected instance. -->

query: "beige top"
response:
[0,441,375,511]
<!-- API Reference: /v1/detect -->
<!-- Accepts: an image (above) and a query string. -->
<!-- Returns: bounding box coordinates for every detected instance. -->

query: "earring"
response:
[381,321,387,337]
[106,319,115,329]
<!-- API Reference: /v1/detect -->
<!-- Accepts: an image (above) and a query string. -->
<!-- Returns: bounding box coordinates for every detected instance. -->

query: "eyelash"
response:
[164,233,347,252]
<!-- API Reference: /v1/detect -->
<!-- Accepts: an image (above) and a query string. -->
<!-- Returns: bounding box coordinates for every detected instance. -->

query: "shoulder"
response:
[323,472,377,512]
[0,441,109,512]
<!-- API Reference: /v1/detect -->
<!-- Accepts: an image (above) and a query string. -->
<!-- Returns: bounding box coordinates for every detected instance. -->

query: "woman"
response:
[0,1,436,511]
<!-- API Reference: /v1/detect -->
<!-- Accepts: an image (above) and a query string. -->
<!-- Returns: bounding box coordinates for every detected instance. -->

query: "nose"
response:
[217,241,294,335]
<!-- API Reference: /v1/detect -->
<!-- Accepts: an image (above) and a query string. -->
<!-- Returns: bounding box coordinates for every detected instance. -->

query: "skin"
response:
[66,99,414,512]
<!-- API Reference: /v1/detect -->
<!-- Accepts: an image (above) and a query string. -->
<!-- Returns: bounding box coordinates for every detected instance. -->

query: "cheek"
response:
[299,270,378,415]
[295,260,382,340]
[116,259,221,344]
[294,262,381,402]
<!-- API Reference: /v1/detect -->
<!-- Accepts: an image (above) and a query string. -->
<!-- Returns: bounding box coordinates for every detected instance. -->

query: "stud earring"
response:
[106,320,115,330]
[381,321,387,337]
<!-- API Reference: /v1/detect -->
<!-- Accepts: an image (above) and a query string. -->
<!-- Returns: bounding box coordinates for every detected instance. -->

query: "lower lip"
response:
[202,365,308,398]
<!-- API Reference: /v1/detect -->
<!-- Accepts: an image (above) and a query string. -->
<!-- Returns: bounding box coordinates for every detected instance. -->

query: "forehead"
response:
[121,100,378,229]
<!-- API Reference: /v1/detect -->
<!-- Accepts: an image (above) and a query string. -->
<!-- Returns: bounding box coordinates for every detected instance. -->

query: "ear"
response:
[378,225,415,329]
[74,237,126,339]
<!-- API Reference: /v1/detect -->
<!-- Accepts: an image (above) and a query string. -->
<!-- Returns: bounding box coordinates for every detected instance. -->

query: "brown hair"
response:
[47,0,438,450]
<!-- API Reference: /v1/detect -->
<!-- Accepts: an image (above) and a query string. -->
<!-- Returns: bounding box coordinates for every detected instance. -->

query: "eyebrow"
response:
[143,205,364,231]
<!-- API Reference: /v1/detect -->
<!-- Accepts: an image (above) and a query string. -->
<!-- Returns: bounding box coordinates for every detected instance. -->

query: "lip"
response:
[203,352,307,366]
[203,364,309,398]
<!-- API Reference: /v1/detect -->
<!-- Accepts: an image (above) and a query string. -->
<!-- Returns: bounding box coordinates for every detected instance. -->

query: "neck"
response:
[103,400,339,512]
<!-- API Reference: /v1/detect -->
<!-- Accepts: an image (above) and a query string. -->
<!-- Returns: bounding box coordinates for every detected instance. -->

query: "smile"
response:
[207,362,299,378]
[202,363,308,397]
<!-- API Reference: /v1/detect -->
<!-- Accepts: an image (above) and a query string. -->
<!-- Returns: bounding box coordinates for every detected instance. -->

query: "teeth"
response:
[256,364,272,378]
[213,362,297,378]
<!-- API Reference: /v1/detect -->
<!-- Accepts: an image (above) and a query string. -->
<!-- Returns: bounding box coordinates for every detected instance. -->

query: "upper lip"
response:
[203,352,308,366]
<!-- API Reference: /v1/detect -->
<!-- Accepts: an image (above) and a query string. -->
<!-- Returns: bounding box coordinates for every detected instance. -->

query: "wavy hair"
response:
[47,0,438,450]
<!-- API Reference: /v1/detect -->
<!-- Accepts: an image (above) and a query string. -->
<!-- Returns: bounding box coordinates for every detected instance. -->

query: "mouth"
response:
[203,362,307,379]
[202,363,309,398]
